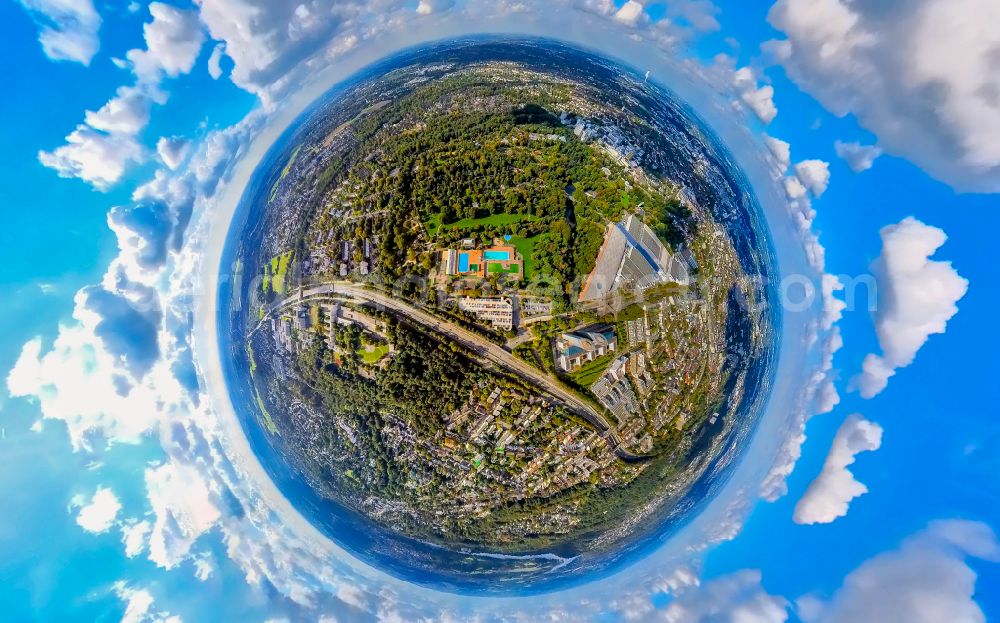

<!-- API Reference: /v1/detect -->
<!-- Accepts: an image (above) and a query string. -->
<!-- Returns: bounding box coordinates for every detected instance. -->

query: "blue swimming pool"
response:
[458,253,471,272]
[484,250,511,261]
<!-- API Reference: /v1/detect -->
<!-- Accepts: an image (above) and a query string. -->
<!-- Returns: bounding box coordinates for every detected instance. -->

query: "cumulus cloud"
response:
[794,159,831,197]
[761,325,843,502]
[86,86,152,134]
[39,84,155,189]
[17,0,101,65]
[123,520,152,557]
[207,42,226,79]
[75,487,122,533]
[40,3,204,188]
[38,124,145,190]
[156,136,191,170]
[852,217,968,398]
[193,556,216,581]
[834,140,882,173]
[733,66,777,124]
[416,0,456,15]
[793,415,883,525]
[660,570,789,623]
[114,583,181,623]
[810,520,1000,623]
[764,135,791,174]
[614,1,647,27]
[145,461,221,569]
[194,0,398,99]
[662,0,720,33]
[84,268,166,379]
[7,301,170,449]
[766,0,1000,192]
[127,2,205,83]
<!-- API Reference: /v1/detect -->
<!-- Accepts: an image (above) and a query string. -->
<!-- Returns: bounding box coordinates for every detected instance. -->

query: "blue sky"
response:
[1,0,998,621]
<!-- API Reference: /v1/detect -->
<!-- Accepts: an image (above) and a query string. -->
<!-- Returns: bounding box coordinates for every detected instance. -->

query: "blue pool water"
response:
[458,253,471,272]
[485,250,511,261]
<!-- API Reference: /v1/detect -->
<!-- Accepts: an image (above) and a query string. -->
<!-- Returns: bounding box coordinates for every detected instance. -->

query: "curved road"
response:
[270,281,647,462]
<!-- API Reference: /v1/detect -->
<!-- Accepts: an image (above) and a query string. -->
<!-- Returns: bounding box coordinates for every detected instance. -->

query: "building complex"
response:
[554,324,618,372]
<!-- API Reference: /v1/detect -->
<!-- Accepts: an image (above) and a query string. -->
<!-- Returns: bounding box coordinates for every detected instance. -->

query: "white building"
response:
[555,324,617,371]
[459,297,514,332]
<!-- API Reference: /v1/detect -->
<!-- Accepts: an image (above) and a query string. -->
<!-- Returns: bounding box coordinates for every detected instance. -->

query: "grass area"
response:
[567,354,615,388]
[246,343,257,375]
[357,343,390,364]
[508,234,544,280]
[488,262,521,274]
[441,212,537,231]
[281,145,302,179]
[254,387,279,435]
[267,145,303,203]
[269,251,294,295]
[424,212,443,238]
[310,304,321,333]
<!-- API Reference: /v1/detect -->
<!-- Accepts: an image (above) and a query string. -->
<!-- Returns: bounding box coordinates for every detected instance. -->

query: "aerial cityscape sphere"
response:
[219,37,779,593]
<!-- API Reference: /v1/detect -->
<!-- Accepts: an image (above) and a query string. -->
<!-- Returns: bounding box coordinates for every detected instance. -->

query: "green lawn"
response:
[424,212,443,237]
[441,212,537,231]
[281,144,302,179]
[254,387,279,435]
[488,262,520,274]
[568,354,615,388]
[270,251,294,295]
[358,343,390,364]
[508,234,544,280]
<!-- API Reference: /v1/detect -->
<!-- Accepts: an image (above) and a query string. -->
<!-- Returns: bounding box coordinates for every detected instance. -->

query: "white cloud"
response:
[194,0,400,99]
[783,175,807,200]
[767,0,1000,192]
[734,66,777,124]
[761,326,843,501]
[127,2,205,83]
[122,520,152,557]
[6,310,169,450]
[834,140,882,173]
[811,520,1000,623]
[114,582,181,623]
[416,0,456,15]
[794,159,831,197]
[156,136,191,170]
[38,124,145,190]
[86,87,152,135]
[852,217,968,398]
[615,1,647,27]
[821,274,847,331]
[17,0,101,65]
[660,570,789,623]
[193,555,216,581]
[793,414,883,525]
[40,2,205,189]
[764,135,791,173]
[75,487,122,533]
[663,0,720,33]
[207,42,226,79]
[145,461,221,569]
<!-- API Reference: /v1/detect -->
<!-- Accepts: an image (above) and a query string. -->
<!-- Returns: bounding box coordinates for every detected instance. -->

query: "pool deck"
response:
[443,242,522,279]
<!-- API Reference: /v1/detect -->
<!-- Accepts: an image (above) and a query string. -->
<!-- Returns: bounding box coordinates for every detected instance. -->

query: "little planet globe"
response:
[218,37,779,594]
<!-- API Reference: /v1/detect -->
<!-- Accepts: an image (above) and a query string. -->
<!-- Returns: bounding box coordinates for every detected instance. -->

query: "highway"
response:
[270,281,647,462]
